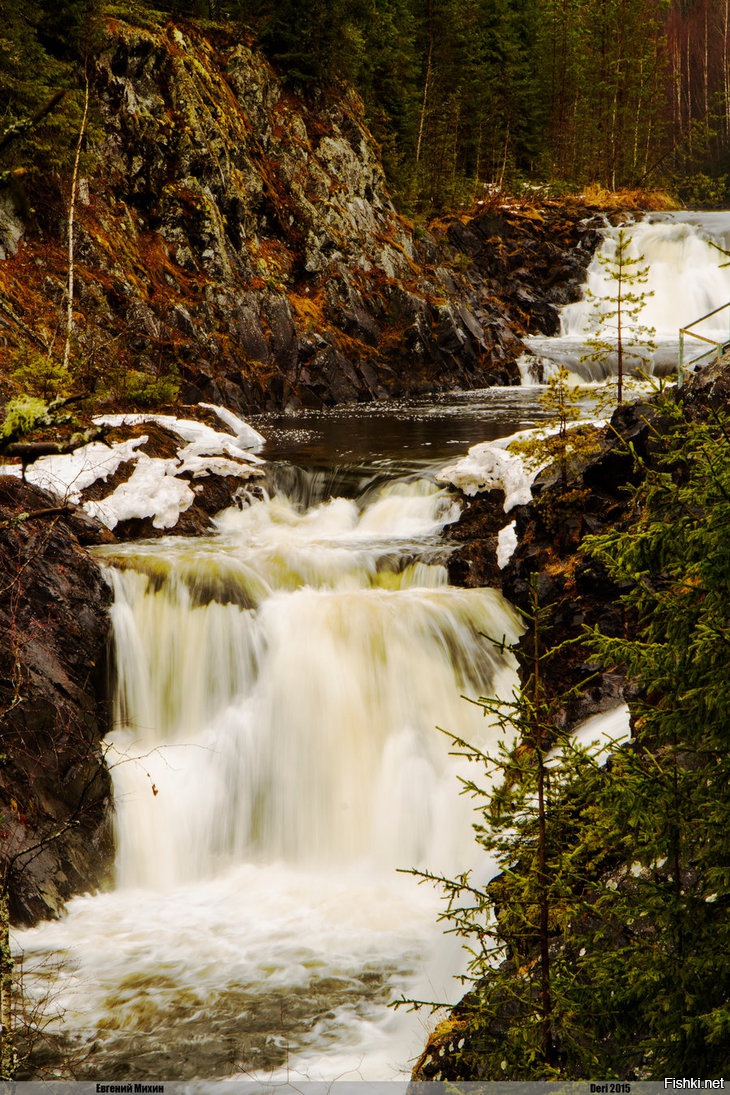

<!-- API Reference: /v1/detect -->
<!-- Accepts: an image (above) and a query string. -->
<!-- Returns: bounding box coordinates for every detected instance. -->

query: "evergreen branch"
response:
[0,90,66,156]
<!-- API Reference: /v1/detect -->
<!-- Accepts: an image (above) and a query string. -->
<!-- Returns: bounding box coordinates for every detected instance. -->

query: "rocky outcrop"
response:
[441,400,661,727]
[429,202,605,340]
[0,17,520,412]
[0,15,605,413]
[0,477,114,924]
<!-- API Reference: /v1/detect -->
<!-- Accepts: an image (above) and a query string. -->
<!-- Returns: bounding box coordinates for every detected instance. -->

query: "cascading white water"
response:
[525,211,730,382]
[14,468,523,1081]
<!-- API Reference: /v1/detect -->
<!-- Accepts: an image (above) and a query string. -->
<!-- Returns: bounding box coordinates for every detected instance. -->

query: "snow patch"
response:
[436,430,544,512]
[198,403,266,450]
[437,419,607,513]
[0,406,267,532]
[0,438,147,502]
[497,521,518,569]
[84,454,196,530]
[93,411,265,463]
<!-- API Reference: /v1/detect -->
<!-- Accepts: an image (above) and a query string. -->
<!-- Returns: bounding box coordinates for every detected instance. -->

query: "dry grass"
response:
[579,183,680,211]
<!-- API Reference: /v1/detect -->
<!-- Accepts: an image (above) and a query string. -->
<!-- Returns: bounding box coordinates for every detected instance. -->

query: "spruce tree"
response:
[406,397,730,1079]
[399,586,620,1078]
[582,399,730,1074]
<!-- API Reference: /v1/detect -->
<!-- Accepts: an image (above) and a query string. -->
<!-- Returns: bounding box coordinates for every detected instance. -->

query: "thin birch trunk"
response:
[416,3,433,166]
[686,23,693,157]
[531,597,554,1068]
[703,0,710,122]
[724,0,730,136]
[62,73,90,373]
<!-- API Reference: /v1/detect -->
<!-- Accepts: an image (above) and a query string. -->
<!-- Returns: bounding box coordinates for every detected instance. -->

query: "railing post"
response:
[678,329,684,388]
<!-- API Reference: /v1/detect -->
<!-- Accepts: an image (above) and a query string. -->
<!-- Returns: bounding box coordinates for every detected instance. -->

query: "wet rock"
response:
[0,189,25,260]
[0,477,114,925]
[681,348,730,415]
[445,490,506,588]
[444,399,661,728]
[430,202,604,347]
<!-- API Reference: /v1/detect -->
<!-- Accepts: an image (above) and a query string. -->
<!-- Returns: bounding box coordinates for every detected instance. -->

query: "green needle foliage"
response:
[583,398,730,1075]
[511,365,602,500]
[399,587,625,1078]
[406,397,730,1079]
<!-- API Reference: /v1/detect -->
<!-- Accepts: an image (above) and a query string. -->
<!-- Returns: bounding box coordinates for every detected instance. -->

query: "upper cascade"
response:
[525,212,730,381]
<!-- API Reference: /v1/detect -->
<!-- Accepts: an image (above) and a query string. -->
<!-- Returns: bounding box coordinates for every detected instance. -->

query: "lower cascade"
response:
[15,463,522,1080]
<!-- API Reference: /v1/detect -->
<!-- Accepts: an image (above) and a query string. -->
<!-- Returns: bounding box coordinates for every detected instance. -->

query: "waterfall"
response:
[15,467,522,1080]
[525,211,730,382]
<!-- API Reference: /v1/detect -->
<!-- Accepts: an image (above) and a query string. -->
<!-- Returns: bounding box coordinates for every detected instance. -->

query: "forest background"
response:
[3,0,730,216]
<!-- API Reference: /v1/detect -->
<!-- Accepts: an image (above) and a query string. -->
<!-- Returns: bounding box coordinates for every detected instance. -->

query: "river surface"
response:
[14,388,554,1083]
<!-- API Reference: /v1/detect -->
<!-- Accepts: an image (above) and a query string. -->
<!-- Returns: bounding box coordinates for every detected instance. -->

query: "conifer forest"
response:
[3,0,730,206]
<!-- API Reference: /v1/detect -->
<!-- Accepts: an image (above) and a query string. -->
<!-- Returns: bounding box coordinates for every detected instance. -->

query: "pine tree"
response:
[582,228,657,404]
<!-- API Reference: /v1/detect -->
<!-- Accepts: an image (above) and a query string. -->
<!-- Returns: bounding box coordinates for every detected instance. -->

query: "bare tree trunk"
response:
[416,1,433,167]
[703,0,710,122]
[62,73,90,374]
[451,103,461,182]
[496,126,510,192]
[672,31,683,164]
[617,255,624,405]
[472,124,483,200]
[686,22,693,158]
[531,598,554,1068]
[633,58,644,176]
[724,0,730,137]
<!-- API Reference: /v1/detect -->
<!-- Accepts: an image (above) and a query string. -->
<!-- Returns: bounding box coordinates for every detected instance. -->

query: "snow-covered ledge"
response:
[437,420,607,569]
[0,405,266,533]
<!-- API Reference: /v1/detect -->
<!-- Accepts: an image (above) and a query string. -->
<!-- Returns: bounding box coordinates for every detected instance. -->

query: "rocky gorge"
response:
[6,8,717,1084]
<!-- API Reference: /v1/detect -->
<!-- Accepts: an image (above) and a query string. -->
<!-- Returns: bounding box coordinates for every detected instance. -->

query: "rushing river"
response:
[13,211,725,1081]
[14,388,554,1082]
[526,209,730,381]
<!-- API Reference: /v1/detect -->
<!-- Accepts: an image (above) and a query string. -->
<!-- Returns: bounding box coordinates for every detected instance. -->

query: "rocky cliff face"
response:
[0,478,113,924]
[0,15,603,413]
[0,16,530,412]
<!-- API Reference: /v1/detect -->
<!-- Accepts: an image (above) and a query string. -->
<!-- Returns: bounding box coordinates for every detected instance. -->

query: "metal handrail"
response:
[678,300,730,387]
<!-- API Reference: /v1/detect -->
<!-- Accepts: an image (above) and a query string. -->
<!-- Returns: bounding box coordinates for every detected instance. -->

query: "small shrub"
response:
[124,369,180,408]
[11,349,71,400]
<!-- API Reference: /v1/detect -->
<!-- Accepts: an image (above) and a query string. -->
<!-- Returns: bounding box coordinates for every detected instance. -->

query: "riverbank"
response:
[411,354,730,1080]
